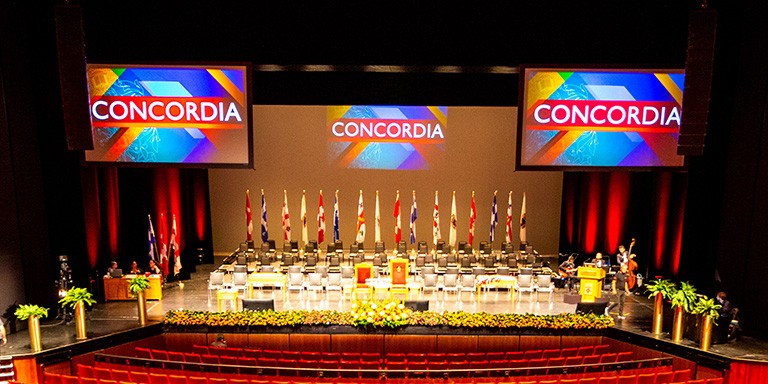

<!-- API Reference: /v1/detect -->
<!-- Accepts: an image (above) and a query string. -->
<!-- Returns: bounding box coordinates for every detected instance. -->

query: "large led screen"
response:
[517,67,685,169]
[327,105,446,170]
[84,64,251,167]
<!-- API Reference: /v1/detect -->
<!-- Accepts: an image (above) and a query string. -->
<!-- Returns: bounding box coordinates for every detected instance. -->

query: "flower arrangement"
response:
[351,299,410,328]
[14,304,49,320]
[692,296,722,324]
[58,287,97,309]
[645,278,676,300]
[670,281,698,313]
[164,304,614,330]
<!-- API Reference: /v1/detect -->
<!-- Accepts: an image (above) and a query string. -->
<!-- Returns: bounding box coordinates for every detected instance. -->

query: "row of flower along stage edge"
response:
[162,299,614,335]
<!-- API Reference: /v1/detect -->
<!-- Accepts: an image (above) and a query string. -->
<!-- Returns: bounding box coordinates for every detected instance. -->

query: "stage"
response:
[1,257,766,367]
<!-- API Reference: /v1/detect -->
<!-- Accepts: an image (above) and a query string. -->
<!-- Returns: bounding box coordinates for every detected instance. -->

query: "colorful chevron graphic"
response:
[327,105,447,170]
[85,64,250,165]
[520,69,686,168]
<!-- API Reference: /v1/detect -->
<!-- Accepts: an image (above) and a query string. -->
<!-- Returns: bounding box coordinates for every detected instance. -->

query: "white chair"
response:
[261,265,274,273]
[208,271,225,302]
[459,274,476,301]
[422,273,438,296]
[326,273,342,292]
[288,265,302,274]
[287,272,305,295]
[515,274,535,301]
[230,271,248,294]
[535,274,554,302]
[441,273,459,297]
[306,272,324,293]
[315,265,329,278]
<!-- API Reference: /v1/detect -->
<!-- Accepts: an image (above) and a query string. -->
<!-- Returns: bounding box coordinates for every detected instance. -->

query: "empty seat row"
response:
[45,368,722,384]
[175,344,614,361]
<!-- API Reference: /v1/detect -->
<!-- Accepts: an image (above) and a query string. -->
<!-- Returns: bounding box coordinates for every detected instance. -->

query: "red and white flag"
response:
[449,191,457,248]
[520,192,527,243]
[170,214,181,276]
[505,191,513,243]
[433,191,441,246]
[394,190,402,244]
[468,191,477,246]
[374,190,381,243]
[246,189,253,242]
[282,190,291,241]
[158,213,169,276]
[317,190,325,244]
[356,190,365,243]
[300,190,308,245]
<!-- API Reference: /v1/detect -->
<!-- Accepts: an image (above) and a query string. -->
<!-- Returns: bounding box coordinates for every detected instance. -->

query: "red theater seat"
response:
[670,370,691,382]
[468,360,489,376]
[359,360,380,378]
[594,345,611,355]
[151,350,169,361]
[228,379,247,384]
[598,377,619,384]
[617,375,638,384]
[81,377,98,384]
[339,359,360,378]
[542,349,561,359]
[407,361,428,378]
[504,351,524,360]
[167,375,187,384]
[636,373,656,384]
[406,353,427,363]
[485,352,504,360]
[428,361,448,378]
[547,357,565,374]
[148,373,169,384]
[466,352,486,363]
[191,346,208,355]
[559,380,579,384]
[616,351,634,362]
[93,368,112,380]
[77,364,94,377]
[262,350,282,360]
[706,379,724,384]
[523,349,543,360]
[44,373,64,384]
[129,373,149,384]
[578,346,595,356]
[560,347,578,358]
[99,379,117,384]
[446,353,466,363]
[207,378,227,384]
[242,348,260,359]
[167,352,185,362]
[386,353,406,364]
[110,371,130,383]
[186,377,207,384]
[183,353,202,364]
[654,371,673,384]
[200,354,219,365]
[579,378,598,384]
[62,376,80,384]
[386,361,407,378]
[135,347,152,359]
[341,352,361,361]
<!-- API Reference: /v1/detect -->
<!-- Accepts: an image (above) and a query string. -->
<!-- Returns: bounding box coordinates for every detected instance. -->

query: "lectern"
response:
[577,266,606,302]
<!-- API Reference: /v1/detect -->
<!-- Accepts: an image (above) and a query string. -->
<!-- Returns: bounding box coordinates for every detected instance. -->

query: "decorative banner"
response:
[85,64,250,165]
[327,105,447,170]
[518,68,685,168]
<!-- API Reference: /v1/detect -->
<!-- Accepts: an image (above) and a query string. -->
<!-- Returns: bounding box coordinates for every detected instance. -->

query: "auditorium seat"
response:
[340,352,360,361]
[579,378,598,384]
[594,344,611,355]
[238,357,257,367]
[565,356,584,367]
[262,350,282,360]
[636,373,656,384]
[339,359,360,378]
[385,353,407,364]
[77,365,94,377]
[359,360,380,378]
[183,353,202,364]
[407,361,428,378]
[406,353,427,363]
[505,351,524,360]
[485,351,504,361]
[560,347,579,358]
[151,350,169,361]
[167,376,187,384]
[670,369,691,382]
[542,349,560,359]
[616,351,634,362]
[466,352,486,362]
[61,376,80,384]
[546,357,565,374]
[468,360,489,376]
[242,348,261,359]
[524,349,543,360]
[192,346,208,356]
[654,371,673,384]
[426,353,446,363]
[686,380,706,384]
[81,377,98,384]
[386,361,407,378]
[446,353,466,363]
[129,372,149,384]
[186,377,207,384]
[112,369,131,382]
[598,377,619,384]
[45,372,64,384]
[200,354,219,365]
[578,346,595,356]
[447,361,468,377]
[93,368,112,380]
[167,352,185,362]
[599,353,618,365]
[256,358,278,375]
[559,379,578,384]
[706,379,724,384]
[319,359,339,377]
[228,379,248,384]
[276,358,297,375]
[98,379,117,384]
[207,378,227,384]
[219,355,239,367]
[617,375,638,384]
[148,373,169,384]
[135,347,153,359]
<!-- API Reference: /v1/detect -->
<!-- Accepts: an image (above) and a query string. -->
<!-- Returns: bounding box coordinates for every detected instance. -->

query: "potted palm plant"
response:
[14,304,48,352]
[692,295,722,351]
[645,278,675,335]
[58,287,96,340]
[669,281,697,342]
[129,275,151,325]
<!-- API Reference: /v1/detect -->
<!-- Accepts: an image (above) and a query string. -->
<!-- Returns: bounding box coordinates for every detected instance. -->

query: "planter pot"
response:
[75,301,87,340]
[137,290,147,326]
[652,292,664,335]
[671,306,684,342]
[28,315,42,352]
[700,315,714,351]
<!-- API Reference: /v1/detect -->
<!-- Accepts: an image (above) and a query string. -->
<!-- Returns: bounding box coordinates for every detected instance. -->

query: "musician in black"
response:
[558,255,576,292]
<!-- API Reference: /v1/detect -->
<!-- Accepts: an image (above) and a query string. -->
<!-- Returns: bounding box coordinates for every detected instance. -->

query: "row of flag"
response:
[146,213,182,276]
[246,189,528,247]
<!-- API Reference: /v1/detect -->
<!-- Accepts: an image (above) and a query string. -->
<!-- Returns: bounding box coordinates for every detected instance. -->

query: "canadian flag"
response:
[170,214,181,276]
[158,213,169,276]
[449,191,457,248]
[356,190,365,243]
[433,191,440,246]
[506,191,513,243]
[520,192,527,243]
[301,190,308,245]
[374,190,381,243]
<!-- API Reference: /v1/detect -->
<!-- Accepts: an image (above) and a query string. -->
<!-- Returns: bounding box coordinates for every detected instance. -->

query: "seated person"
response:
[594,253,610,269]
[129,260,142,274]
[147,259,162,275]
[106,261,119,278]
[210,333,227,347]
[558,255,576,291]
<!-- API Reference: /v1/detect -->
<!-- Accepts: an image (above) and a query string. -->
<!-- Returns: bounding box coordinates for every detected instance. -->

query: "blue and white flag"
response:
[334,190,340,242]
[490,191,498,242]
[409,191,418,244]
[261,189,269,242]
[147,214,157,262]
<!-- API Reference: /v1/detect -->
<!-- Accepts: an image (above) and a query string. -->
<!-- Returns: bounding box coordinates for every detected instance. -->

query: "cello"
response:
[626,238,638,290]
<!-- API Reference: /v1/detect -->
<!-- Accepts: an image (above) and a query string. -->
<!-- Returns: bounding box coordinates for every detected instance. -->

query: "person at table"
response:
[594,253,610,269]
[106,261,119,278]
[147,259,162,275]
[558,255,576,292]
[129,260,142,274]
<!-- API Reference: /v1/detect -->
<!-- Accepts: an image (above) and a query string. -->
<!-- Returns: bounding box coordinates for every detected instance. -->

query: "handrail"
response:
[93,353,673,378]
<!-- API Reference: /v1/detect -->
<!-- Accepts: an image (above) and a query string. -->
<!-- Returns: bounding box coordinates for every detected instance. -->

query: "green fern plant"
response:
[58,287,96,309]
[670,281,698,312]
[128,275,151,296]
[14,304,49,320]
[645,278,676,300]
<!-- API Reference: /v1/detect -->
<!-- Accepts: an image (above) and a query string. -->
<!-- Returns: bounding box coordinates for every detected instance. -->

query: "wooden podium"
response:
[103,275,162,301]
[577,266,605,302]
